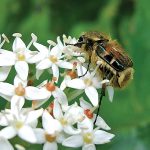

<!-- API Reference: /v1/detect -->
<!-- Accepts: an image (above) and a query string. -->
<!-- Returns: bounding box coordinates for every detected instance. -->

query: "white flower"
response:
[52,100,83,135]
[34,110,63,150]
[60,62,78,90]
[63,117,115,150]
[33,40,73,82]
[0,66,11,81]
[0,33,37,80]
[0,76,49,110]
[40,78,68,111]
[67,66,106,106]
[0,106,43,143]
[106,86,114,102]
[0,137,14,150]
[57,35,83,58]
[80,98,111,130]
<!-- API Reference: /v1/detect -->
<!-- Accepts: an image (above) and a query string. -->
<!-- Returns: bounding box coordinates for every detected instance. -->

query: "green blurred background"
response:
[0,0,150,150]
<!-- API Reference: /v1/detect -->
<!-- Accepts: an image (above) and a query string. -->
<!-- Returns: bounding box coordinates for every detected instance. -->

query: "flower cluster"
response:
[0,33,114,150]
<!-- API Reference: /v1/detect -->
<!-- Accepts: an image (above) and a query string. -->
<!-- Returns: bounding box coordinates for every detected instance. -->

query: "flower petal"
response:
[0,138,14,150]
[33,42,49,55]
[106,86,114,102]
[14,75,27,87]
[57,36,64,49]
[80,98,92,110]
[93,115,111,130]
[78,117,93,133]
[27,52,45,63]
[57,61,73,69]
[77,65,90,77]
[53,100,63,120]
[56,132,68,143]
[42,110,53,128]
[42,114,62,134]
[82,144,96,150]
[53,88,68,111]
[25,108,43,124]
[62,135,83,147]
[15,61,29,81]
[32,99,48,109]
[13,37,26,52]
[50,44,62,57]
[0,66,11,81]
[25,86,49,100]
[36,59,52,70]
[11,95,25,114]
[43,142,57,150]
[15,144,25,150]
[36,69,44,80]
[85,87,98,106]
[33,128,45,144]
[18,125,37,143]
[0,113,11,126]
[64,125,81,135]
[67,79,85,89]
[52,64,59,82]
[0,82,14,96]
[0,53,15,66]
[65,103,84,124]
[93,130,115,144]
[60,80,67,91]
[0,126,16,139]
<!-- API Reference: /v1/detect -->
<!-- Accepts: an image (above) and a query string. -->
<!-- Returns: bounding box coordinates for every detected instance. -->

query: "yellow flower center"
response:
[15,83,25,96]
[15,121,24,129]
[17,53,25,61]
[83,132,93,144]
[49,55,58,63]
[45,133,56,142]
[60,118,68,126]
[84,78,92,86]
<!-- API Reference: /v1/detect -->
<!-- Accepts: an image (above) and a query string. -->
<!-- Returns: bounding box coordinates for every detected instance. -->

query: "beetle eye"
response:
[87,39,93,46]
[78,36,84,42]
[97,39,109,46]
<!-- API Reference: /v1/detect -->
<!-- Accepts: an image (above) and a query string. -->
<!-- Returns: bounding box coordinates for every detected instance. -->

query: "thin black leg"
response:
[94,85,106,125]
[79,59,91,78]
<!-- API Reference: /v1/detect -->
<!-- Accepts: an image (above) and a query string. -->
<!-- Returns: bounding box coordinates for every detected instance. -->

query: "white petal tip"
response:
[2,34,9,43]
[77,57,85,63]
[12,33,22,38]
[31,33,37,42]
[101,79,109,84]
[47,40,56,46]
